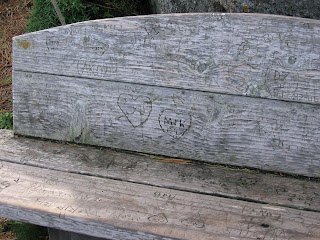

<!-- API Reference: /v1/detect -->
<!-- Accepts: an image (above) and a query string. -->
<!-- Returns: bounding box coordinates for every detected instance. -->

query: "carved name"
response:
[159,109,192,139]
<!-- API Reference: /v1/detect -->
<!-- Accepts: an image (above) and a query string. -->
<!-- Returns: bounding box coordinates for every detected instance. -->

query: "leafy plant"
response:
[0,76,12,87]
[27,0,151,32]
[85,0,150,19]
[9,221,48,240]
[27,0,89,32]
[0,111,13,130]
[0,218,11,233]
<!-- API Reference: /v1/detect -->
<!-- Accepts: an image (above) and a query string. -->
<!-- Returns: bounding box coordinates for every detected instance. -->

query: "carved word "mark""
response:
[117,94,152,128]
[159,109,192,139]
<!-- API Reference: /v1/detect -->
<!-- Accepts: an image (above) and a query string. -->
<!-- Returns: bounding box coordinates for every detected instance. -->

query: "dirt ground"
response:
[0,217,15,240]
[0,0,32,113]
[0,1,32,239]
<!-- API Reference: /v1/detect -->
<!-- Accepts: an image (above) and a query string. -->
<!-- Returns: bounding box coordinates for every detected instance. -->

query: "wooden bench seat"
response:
[1,130,320,239]
[1,13,320,239]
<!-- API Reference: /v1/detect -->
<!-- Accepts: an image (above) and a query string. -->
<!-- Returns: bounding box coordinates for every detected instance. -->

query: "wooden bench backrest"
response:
[12,13,320,177]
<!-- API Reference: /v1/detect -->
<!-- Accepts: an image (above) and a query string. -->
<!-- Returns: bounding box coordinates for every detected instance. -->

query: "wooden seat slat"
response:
[1,130,319,213]
[0,158,319,240]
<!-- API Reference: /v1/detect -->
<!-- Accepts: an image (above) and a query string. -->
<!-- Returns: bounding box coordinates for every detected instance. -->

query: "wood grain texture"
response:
[0,160,320,240]
[13,71,320,176]
[12,13,320,104]
[0,130,319,212]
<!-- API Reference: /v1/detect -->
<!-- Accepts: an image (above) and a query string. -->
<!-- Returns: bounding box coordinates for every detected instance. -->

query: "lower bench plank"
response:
[0,130,319,212]
[0,160,320,240]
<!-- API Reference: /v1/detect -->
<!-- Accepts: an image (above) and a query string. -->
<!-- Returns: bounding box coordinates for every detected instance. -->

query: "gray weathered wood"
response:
[1,130,319,212]
[12,71,320,177]
[9,13,320,239]
[1,160,319,240]
[13,13,320,104]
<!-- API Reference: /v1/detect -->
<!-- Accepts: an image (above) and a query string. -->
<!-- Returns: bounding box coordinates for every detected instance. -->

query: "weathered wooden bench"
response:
[1,13,320,239]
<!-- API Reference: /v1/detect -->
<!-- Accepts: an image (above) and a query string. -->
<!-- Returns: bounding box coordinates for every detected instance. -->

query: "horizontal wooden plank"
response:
[0,160,319,239]
[13,71,320,176]
[12,13,320,104]
[1,130,319,212]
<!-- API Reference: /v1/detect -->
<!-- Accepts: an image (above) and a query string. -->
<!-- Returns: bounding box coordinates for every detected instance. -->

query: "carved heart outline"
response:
[225,64,254,93]
[158,109,192,139]
[117,93,152,128]
[180,215,205,228]
[147,213,168,223]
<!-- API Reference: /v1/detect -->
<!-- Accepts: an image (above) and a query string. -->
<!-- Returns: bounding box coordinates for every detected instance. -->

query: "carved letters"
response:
[159,109,192,139]
[14,14,320,105]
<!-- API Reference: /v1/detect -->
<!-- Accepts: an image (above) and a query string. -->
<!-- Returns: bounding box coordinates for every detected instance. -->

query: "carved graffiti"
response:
[46,34,73,51]
[223,63,254,93]
[0,181,10,192]
[267,73,319,103]
[154,192,176,201]
[148,213,168,223]
[77,58,118,77]
[181,214,205,228]
[117,93,152,128]
[78,35,108,56]
[158,109,192,139]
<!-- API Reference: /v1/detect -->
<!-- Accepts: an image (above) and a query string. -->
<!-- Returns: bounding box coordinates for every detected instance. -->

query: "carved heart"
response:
[225,64,253,92]
[158,109,192,139]
[117,94,152,128]
[181,216,205,228]
[148,213,168,223]
[264,68,299,98]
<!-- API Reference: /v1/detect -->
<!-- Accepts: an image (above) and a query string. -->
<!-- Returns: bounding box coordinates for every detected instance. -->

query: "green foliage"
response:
[85,0,150,19]
[27,0,89,32]
[0,76,12,87]
[0,219,11,233]
[27,0,151,32]
[9,221,48,240]
[0,111,13,130]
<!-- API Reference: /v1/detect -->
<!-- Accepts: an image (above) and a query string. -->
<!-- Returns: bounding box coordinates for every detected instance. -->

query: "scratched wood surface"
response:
[12,13,320,105]
[0,130,319,212]
[0,160,320,240]
[13,71,320,176]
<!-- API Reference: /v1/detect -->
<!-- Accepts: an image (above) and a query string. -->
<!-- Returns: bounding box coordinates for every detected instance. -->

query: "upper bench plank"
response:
[13,13,320,105]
